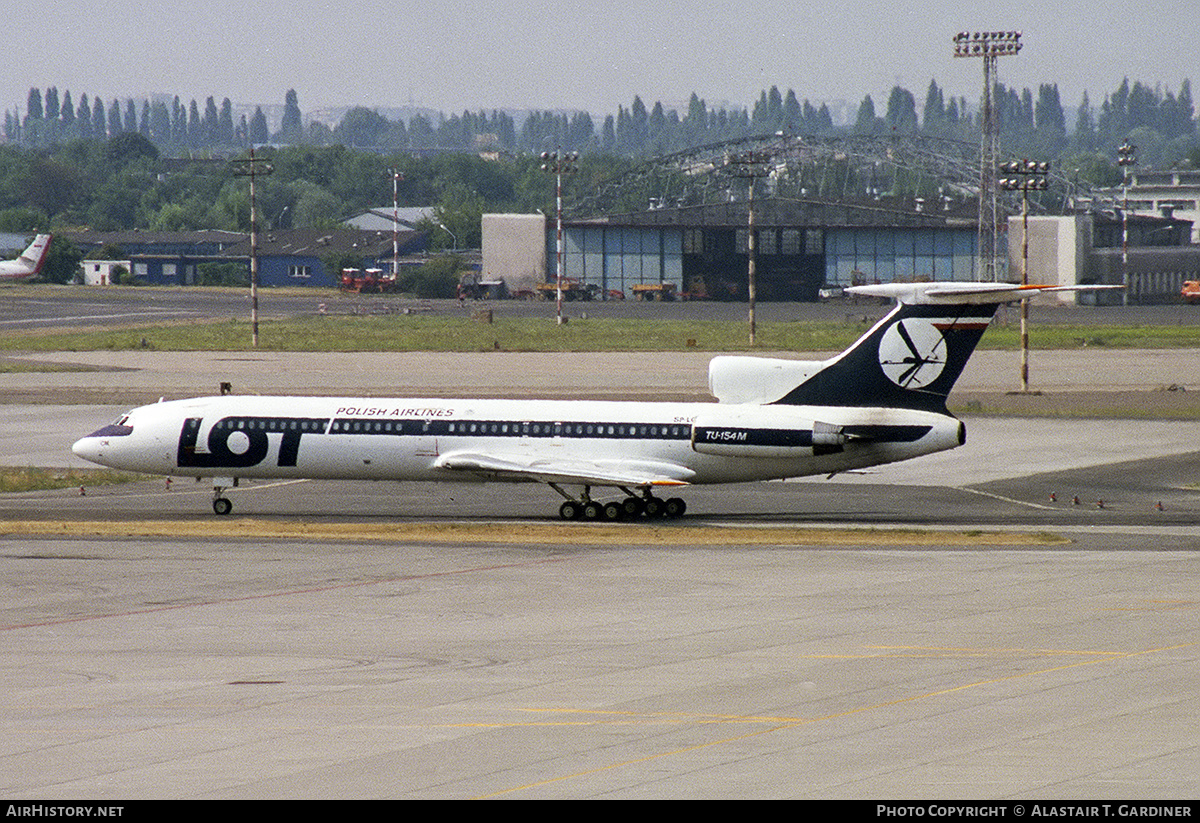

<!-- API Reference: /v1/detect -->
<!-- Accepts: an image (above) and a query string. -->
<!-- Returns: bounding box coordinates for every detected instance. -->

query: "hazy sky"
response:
[9,0,1197,122]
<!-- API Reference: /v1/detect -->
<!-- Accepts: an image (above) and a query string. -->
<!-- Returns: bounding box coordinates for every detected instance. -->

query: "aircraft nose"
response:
[71,436,102,464]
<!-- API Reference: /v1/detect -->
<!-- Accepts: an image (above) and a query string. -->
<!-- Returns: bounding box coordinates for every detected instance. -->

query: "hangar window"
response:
[781,230,802,255]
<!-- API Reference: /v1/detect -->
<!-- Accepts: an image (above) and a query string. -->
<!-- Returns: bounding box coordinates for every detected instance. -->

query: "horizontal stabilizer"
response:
[847,281,1125,305]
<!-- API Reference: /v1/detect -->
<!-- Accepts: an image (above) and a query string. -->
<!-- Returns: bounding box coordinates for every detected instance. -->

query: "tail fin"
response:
[771,282,1114,413]
[18,234,51,272]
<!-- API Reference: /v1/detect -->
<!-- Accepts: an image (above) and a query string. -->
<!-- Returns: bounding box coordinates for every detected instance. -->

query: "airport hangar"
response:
[483,201,1196,304]
[485,200,978,302]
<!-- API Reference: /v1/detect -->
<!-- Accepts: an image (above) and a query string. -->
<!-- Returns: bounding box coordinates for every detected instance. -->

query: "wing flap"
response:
[434,451,693,488]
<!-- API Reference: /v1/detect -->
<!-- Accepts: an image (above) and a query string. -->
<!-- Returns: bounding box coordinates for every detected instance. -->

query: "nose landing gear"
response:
[211,478,238,516]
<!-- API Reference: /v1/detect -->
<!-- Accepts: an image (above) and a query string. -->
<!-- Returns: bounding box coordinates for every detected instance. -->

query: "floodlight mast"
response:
[954,30,1022,282]
[725,150,773,346]
[231,147,274,348]
[999,158,1050,392]
[1117,140,1138,306]
[389,168,404,276]
[540,150,579,325]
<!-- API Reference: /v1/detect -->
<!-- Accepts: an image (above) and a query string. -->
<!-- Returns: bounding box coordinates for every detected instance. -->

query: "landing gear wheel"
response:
[664,497,687,518]
[620,496,644,517]
[559,501,582,521]
[602,501,624,521]
[582,501,603,521]
[642,497,665,518]
[212,497,233,516]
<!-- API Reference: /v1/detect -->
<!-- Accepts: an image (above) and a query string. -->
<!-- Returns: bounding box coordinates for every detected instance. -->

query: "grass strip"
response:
[0,467,147,494]
[0,518,1069,546]
[3,315,1200,353]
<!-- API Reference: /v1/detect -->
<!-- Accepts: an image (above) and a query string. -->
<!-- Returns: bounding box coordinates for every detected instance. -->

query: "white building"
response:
[79,260,130,286]
[1101,169,1200,243]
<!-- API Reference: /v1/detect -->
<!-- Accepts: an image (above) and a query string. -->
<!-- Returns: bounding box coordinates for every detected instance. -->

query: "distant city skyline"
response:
[8,0,1197,123]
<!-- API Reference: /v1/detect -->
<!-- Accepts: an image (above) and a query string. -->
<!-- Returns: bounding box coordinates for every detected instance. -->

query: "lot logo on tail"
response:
[878,318,948,389]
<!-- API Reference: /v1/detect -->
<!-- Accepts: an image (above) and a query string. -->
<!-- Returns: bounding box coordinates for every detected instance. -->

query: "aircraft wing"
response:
[434,451,694,488]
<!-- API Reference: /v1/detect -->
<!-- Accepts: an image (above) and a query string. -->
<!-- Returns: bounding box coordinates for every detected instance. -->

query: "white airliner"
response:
[72,282,1105,519]
[0,234,51,281]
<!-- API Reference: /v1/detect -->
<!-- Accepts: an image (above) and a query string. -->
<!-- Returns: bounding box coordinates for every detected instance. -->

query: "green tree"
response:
[290,180,342,229]
[105,132,159,170]
[39,235,83,284]
[853,95,882,135]
[249,108,269,145]
[279,89,303,144]
[884,86,918,134]
[335,107,390,148]
[398,254,461,298]
[18,156,82,219]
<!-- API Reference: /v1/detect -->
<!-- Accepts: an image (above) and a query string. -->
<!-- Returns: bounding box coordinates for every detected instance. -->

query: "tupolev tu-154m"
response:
[72,282,1111,519]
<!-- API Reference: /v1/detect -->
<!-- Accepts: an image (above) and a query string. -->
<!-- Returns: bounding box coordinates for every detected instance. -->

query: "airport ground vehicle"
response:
[533,279,597,301]
[340,268,398,294]
[630,283,677,301]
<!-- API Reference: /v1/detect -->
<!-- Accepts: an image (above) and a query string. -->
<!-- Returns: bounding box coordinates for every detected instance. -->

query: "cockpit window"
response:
[85,415,135,438]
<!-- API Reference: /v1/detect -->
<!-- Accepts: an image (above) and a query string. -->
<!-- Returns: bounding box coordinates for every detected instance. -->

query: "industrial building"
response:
[484,198,979,302]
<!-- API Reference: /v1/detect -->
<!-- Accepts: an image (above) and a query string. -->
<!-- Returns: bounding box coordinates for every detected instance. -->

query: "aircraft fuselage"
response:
[73,394,964,487]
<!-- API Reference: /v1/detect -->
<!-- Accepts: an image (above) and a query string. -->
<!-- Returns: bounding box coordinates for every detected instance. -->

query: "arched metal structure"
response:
[570,132,1087,228]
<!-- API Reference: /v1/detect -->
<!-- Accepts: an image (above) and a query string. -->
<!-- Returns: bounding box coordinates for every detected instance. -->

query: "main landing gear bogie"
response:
[554,486,686,522]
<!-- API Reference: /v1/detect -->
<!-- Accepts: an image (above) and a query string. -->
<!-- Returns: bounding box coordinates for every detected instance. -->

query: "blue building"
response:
[217,228,427,288]
[66,230,244,284]
[65,228,427,287]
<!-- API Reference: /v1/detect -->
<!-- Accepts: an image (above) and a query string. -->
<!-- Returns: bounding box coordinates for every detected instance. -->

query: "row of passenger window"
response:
[211,417,328,433]
[330,418,692,440]
[206,416,693,441]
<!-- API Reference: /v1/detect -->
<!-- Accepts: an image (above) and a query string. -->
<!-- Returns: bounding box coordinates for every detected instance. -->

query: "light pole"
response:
[231,147,274,348]
[1117,140,1137,306]
[539,150,579,325]
[954,30,1022,282]
[999,158,1049,393]
[725,149,773,346]
[437,222,458,251]
[389,169,404,276]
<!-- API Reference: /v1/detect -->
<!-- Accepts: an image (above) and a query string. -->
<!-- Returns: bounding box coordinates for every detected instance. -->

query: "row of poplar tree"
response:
[5,79,1197,166]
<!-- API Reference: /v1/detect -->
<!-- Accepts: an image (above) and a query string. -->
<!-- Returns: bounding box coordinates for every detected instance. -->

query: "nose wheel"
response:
[211,478,237,515]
